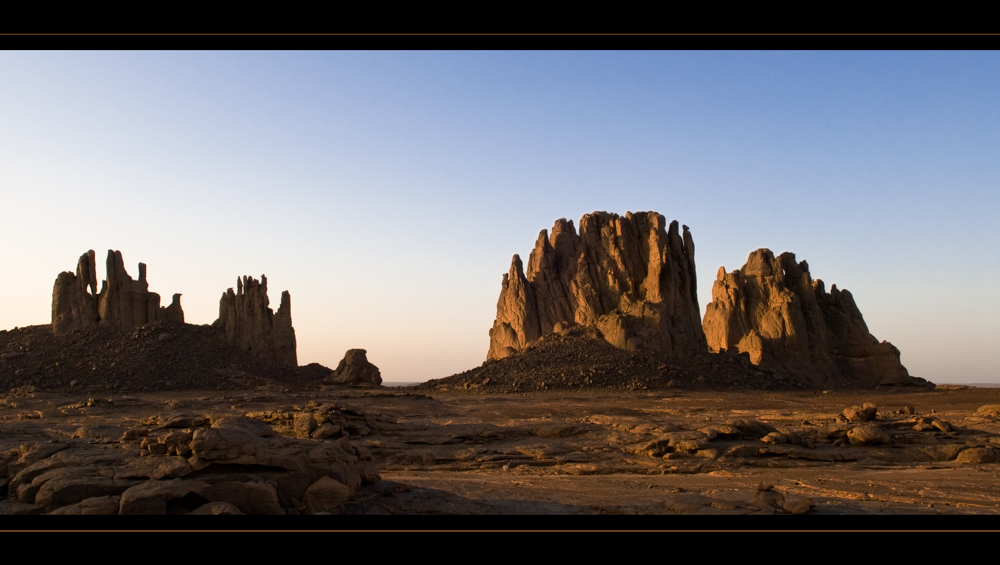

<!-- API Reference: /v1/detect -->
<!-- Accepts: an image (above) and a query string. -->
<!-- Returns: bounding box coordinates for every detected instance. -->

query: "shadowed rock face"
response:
[702,249,920,388]
[215,275,297,367]
[487,211,707,360]
[326,349,382,387]
[52,250,183,334]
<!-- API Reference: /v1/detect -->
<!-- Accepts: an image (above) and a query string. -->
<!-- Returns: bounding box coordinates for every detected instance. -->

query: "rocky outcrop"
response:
[702,249,924,387]
[52,250,183,334]
[215,275,297,367]
[5,414,379,515]
[326,349,382,387]
[487,211,706,360]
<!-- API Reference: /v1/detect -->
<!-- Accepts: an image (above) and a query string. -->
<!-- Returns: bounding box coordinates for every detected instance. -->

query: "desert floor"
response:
[3,383,1000,522]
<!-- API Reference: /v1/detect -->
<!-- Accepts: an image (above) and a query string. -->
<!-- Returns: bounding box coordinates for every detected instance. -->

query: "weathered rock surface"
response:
[52,250,183,334]
[702,249,926,388]
[2,413,378,515]
[214,275,297,367]
[487,211,706,360]
[326,349,382,387]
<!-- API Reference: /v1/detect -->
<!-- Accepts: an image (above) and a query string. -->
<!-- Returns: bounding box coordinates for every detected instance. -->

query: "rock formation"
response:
[326,349,382,387]
[487,211,707,360]
[215,275,297,367]
[702,249,923,387]
[52,250,183,334]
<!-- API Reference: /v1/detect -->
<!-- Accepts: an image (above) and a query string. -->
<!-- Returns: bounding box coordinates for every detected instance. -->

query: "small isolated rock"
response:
[326,349,382,387]
[302,476,351,514]
[158,333,173,343]
[847,424,890,445]
[843,403,877,422]
[956,447,998,464]
[751,487,785,509]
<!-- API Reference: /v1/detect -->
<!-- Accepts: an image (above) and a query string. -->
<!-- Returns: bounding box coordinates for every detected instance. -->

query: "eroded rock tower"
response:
[702,249,922,387]
[487,211,707,360]
[215,275,297,367]
[52,249,183,334]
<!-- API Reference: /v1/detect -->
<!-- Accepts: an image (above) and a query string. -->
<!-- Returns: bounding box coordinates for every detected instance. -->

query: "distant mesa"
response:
[702,249,927,388]
[52,250,184,335]
[326,349,382,388]
[488,211,706,360]
[214,275,297,367]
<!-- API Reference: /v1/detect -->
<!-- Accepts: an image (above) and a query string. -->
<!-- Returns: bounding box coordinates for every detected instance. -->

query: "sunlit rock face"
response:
[702,249,920,387]
[52,250,183,334]
[487,211,707,360]
[215,275,297,367]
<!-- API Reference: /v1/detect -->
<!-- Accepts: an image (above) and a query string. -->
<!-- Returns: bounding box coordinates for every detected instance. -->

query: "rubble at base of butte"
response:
[214,275,297,368]
[52,250,184,335]
[702,248,929,388]
[325,349,382,388]
[488,211,706,361]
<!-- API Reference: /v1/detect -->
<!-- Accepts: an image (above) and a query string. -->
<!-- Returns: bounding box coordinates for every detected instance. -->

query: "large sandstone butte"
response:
[52,250,184,334]
[214,275,297,367]
[487,211,707,360]
[702,249,924,388]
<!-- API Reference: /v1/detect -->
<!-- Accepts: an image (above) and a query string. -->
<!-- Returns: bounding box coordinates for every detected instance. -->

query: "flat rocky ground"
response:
[3,382,1000,521]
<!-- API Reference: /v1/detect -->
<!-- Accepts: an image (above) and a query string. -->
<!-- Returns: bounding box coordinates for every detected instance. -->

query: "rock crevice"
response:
[487,211,706,360]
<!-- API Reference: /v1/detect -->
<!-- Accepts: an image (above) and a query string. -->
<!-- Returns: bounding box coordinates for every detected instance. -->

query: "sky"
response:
[0,51,997,384]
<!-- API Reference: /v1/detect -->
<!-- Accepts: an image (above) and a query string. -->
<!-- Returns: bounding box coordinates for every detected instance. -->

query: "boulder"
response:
[847,424,891,445]
[326,349,382,387]
[52,250,183,334]
[214,275,297,367]
[487,211,707,360]
[302,476,352,514]
[702,249,925,388]
[843,403,878,422]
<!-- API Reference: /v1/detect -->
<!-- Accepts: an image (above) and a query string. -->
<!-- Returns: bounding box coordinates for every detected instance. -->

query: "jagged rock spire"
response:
[702,249,917,387]
[487,211,706,360]
[215,275,297,367]
[52,250,183,334]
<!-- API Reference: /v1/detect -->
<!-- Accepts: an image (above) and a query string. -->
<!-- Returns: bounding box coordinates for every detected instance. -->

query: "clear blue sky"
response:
[1,51,996,383]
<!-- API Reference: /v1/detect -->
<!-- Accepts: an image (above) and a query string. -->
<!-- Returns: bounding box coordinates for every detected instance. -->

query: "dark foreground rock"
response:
[2,414,378,515]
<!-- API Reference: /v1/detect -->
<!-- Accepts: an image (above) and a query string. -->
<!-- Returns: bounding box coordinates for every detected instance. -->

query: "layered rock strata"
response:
[487,211,707,360]
[52,250,183,334]
[215,275,297,367]
[702,249,920,387]
[326,349,382,387]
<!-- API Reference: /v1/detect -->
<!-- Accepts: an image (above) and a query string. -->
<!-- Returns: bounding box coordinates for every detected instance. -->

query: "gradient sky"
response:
[1,51,997,384]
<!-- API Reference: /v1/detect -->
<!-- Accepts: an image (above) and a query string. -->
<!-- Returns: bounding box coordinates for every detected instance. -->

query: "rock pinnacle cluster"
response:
[488,211,706,360]
[487,213,923,389]
[214,275,297,367]
[701,249,921,387]
[51,250,184,334]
